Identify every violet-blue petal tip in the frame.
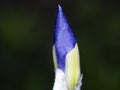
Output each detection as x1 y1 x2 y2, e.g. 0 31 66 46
54 4 76 71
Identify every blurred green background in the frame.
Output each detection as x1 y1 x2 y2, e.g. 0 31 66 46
0 0 120 90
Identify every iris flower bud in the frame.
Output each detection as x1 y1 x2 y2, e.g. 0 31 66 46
52 4 82 90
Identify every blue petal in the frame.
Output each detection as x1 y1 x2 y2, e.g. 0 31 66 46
54 4 76 71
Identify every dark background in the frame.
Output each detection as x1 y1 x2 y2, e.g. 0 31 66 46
0 0 120 90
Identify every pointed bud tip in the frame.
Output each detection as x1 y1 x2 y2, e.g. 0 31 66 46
58 4 62 10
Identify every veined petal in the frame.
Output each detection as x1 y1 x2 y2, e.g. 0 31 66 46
53 4 76 71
